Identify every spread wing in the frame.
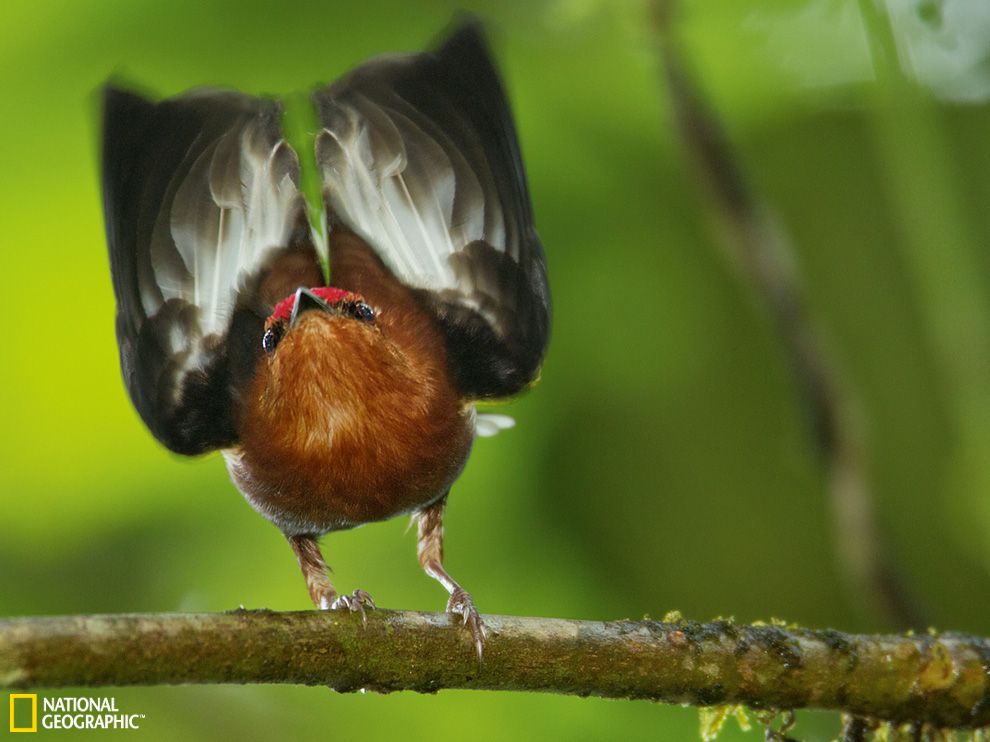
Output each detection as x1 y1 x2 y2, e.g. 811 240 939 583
314 23 550 400
102 86 320 455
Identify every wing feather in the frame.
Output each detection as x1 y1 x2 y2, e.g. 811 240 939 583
315 23 550 399
103 86 316 454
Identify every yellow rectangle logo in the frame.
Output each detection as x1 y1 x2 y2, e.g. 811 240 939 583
9 694 37 733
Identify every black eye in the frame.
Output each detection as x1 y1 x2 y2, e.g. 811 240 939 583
348 302 376 323
262 323 284 353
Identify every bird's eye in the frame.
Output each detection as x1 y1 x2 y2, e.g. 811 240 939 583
348 301 376 323
262 323 285 353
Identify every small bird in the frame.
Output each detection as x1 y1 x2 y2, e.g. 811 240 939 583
100 23 550 656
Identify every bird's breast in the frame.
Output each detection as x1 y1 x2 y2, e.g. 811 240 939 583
229 302 474 536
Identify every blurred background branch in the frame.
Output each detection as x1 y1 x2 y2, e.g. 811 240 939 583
652 0 926 630
3 610 990 730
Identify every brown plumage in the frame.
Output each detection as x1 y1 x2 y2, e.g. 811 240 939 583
230 234 474 535
101 23 550 656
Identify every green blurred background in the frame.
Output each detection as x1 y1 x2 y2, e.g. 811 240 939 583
3 0 990 739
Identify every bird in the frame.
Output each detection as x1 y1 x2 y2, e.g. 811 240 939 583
100 22 550 657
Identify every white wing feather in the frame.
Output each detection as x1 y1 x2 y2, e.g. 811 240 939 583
148 118 303 338
317 95 496 298
311 26 551 401
475 413 516 437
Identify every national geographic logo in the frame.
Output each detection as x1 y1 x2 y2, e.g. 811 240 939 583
8 695 35 734
8 694 145 733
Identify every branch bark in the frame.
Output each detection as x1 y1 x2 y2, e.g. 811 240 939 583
2 610 990 729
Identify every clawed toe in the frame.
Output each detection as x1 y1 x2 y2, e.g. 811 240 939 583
329 589 376 625
447 587 487 659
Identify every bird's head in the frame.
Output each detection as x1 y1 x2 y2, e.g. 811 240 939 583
249 286 388 433
239 279 469 487
261 286 377 355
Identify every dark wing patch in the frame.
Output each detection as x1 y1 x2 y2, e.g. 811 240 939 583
103 86 315 454
314 23 550 399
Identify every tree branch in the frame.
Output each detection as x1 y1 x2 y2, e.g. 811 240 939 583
2 610 990 729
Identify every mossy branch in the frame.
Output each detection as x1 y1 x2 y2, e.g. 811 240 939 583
2 610 990 729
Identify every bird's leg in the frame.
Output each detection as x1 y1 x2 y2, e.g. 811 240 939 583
416 497 486 658
287 534 336 608
287 534 375 623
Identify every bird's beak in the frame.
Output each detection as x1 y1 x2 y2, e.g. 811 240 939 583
289 288 333 328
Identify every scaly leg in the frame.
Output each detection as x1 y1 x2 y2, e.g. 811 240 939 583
287 534 375 623
416 497 486 658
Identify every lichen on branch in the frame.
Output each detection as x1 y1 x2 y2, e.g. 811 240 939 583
2 610 989 731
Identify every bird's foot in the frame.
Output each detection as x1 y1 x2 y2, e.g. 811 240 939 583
327 589 376 626
447 587 487 660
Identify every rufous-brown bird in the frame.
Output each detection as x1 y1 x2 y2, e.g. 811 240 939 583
101 23 550 655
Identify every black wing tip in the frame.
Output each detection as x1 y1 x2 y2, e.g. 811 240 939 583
101 83 282 182
433 17 501 77
100 78 160 134
101 81 152 126
102 76 151 101
437 16 488 52
102 80 276 120
101 86 151 148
